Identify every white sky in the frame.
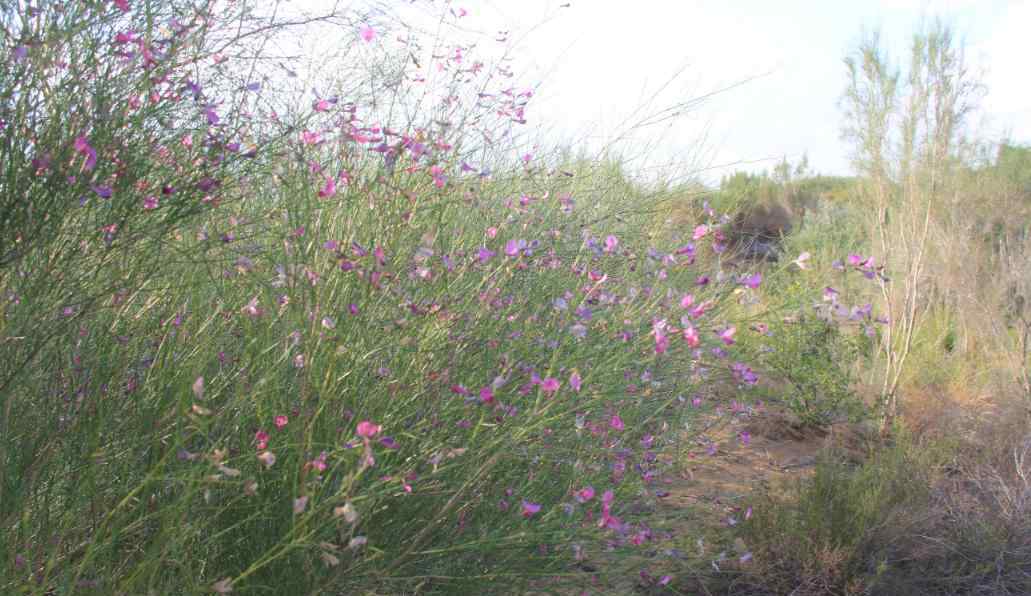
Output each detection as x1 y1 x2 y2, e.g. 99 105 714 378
459 0 1031 182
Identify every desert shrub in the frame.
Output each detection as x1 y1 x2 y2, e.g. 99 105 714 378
726 432 948 595
722 421 1031 596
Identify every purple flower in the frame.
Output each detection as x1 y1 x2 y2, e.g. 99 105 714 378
73 136 97 171
504 238 527 257
378 436 400 449
521 500 541 518
740 273 761 289
477 247 495 263
569 371 582 392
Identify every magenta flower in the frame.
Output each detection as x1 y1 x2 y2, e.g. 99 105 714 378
683 325 700 347
718 326 736 345
610 414 625 431
574 486 595 503
360 24 377 42
680 294 695 309
143 196 158 210
318 176 336 198
356 420 381 438
479 387 495 404
521 500 541 518
255 430 269 450
604 235 619 253
113 0 129 12
73 136 97 171
541 378 560 393
274 415 288 429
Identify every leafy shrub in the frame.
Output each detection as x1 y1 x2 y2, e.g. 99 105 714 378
746 293 868 427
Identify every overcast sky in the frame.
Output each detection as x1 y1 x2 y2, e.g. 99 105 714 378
459 0 1031 182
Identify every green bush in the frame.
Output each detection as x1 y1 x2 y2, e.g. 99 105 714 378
749 304 868 426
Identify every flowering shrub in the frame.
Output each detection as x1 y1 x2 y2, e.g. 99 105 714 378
0 1 843 593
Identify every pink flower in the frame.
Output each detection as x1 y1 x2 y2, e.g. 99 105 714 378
360 24 377 42
318 176 336 198
255 430 269 450
574 486 595 503
683 325 700 348
274 415 288 429
653 319 669 354
680 294 695 309
113 0 129 12
541 378 560 393
521 500 541 518
73 136 97 171
609 414 624 431
356 420 381 438
692 224 709 240
569 371 582 392
429 165 447 188
604 235 619 253
718 326 736 346
793 251 811 269
313 99 331 112
479 387 495 404
143 196 158 210
242 296 264 318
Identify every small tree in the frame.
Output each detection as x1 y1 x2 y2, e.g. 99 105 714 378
841 21 981 432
